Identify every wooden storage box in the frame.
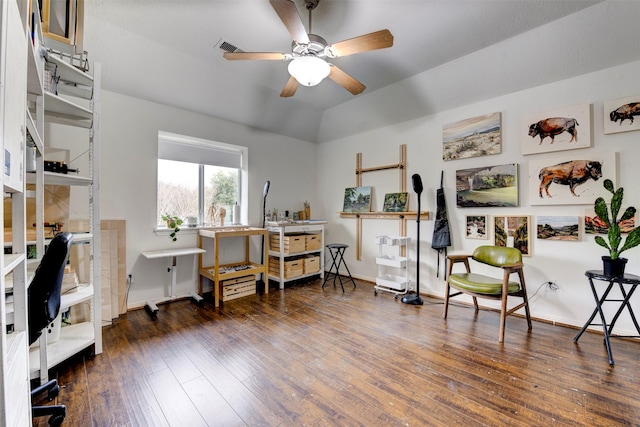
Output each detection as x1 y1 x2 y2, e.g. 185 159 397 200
305 234 322 251
270 234 305 254
269 256 303 279
221 275 256 302
303 255 320 274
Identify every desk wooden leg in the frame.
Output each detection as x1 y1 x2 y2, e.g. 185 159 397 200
214 279 220 308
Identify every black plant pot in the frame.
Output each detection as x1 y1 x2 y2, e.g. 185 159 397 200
602 256 628 278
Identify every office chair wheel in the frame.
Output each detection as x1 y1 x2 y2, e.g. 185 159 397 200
48 414 65 427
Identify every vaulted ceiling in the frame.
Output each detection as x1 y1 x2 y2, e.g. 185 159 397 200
81 0 640 143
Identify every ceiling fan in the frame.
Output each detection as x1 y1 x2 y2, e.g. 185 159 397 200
223 0 394 97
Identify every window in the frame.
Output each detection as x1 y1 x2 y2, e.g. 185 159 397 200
157 132 248 227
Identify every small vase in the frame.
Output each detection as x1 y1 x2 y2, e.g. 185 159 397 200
602 256 628 278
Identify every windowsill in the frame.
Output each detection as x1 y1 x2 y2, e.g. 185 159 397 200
154 224 249 234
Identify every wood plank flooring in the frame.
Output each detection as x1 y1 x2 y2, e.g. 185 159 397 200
33 278 640 426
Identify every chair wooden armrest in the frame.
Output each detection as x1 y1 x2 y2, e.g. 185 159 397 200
447 254 471 262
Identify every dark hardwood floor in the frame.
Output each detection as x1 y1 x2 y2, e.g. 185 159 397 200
33 278 640 426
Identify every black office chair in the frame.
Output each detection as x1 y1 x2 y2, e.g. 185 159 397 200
28 232 73 426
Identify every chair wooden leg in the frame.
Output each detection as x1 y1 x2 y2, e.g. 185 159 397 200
472 296 479 312
519 271 533 331
443 282 450 319
499 292 508 343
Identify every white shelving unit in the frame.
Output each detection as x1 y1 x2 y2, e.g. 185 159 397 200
26 43 102 381
374 236 411 298
1 0 38 424
267 221 325 290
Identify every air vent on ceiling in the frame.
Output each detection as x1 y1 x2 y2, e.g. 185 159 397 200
216 38 243 54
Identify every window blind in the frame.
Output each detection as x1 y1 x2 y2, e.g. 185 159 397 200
158 132 243 169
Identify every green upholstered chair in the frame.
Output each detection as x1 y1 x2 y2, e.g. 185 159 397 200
443 245 532 343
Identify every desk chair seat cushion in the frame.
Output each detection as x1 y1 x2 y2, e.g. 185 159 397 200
448 272 521 294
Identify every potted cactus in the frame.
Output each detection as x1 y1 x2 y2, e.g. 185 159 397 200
594 179 640 277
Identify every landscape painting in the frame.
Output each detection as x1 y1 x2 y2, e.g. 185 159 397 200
494 215 530 256
528 151 616 206
585 208 635 234
343 186 372 213
521 103 592 155
604 95 640 134
383 192 409 212
456 163 518 208
443 112 502 161
537 216 580 241
466 215 488 239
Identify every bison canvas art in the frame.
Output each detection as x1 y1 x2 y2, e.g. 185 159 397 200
604 95 640 134
528 151 616 206
521 104 592 155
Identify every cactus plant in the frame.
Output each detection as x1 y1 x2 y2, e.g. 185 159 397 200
594 179 640 260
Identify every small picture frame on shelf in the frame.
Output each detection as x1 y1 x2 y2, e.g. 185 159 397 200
343 186 372 213
382 192 409 212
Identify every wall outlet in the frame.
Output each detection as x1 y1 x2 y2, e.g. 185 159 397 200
546 281 558 292
128 274 134 284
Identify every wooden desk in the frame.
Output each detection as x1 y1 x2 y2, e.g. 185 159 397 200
142 247 206 319
197 227 269 307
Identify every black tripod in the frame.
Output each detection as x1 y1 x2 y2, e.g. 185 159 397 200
402 174 424 305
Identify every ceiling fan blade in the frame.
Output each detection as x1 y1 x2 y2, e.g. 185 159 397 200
280 76 299 97
269 0 310 45
223 52 289 61
328 65 365 95
327 29 394 58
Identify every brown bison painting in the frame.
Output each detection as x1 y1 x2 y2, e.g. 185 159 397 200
528 151 616 206
604 96 640 135
538 160 602 198
521 104 591 155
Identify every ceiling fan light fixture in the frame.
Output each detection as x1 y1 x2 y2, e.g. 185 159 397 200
288 56 330 87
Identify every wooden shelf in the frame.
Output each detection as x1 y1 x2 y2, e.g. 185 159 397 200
29 322 95 379
339 211 429 220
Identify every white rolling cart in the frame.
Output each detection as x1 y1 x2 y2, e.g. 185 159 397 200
374 236 411 299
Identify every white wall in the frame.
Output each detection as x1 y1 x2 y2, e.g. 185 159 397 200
83 91 317 308
316 59 640 334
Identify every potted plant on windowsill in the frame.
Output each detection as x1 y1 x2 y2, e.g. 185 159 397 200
594 179 640 277
161 214 183 242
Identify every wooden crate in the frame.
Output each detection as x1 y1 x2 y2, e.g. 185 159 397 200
305 234 322 251
269 256 303 279
270 234 305 254
221 275 256 301
304 255 320 274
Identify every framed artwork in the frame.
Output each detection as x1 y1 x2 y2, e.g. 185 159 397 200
443 112 501 161
343 186 372 213
466 215 488 239
456 163 518 208
528 151 616 206
537 216 580 241
521 103 592 155
494 215 531 256
604 95 640 134
382 192 409 212
585 208 635 235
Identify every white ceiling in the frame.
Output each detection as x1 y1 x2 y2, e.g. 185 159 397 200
80 0 640 143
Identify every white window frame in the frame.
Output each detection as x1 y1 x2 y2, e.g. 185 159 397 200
157 131 248 227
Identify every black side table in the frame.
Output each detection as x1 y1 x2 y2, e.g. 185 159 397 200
574 270 640 365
